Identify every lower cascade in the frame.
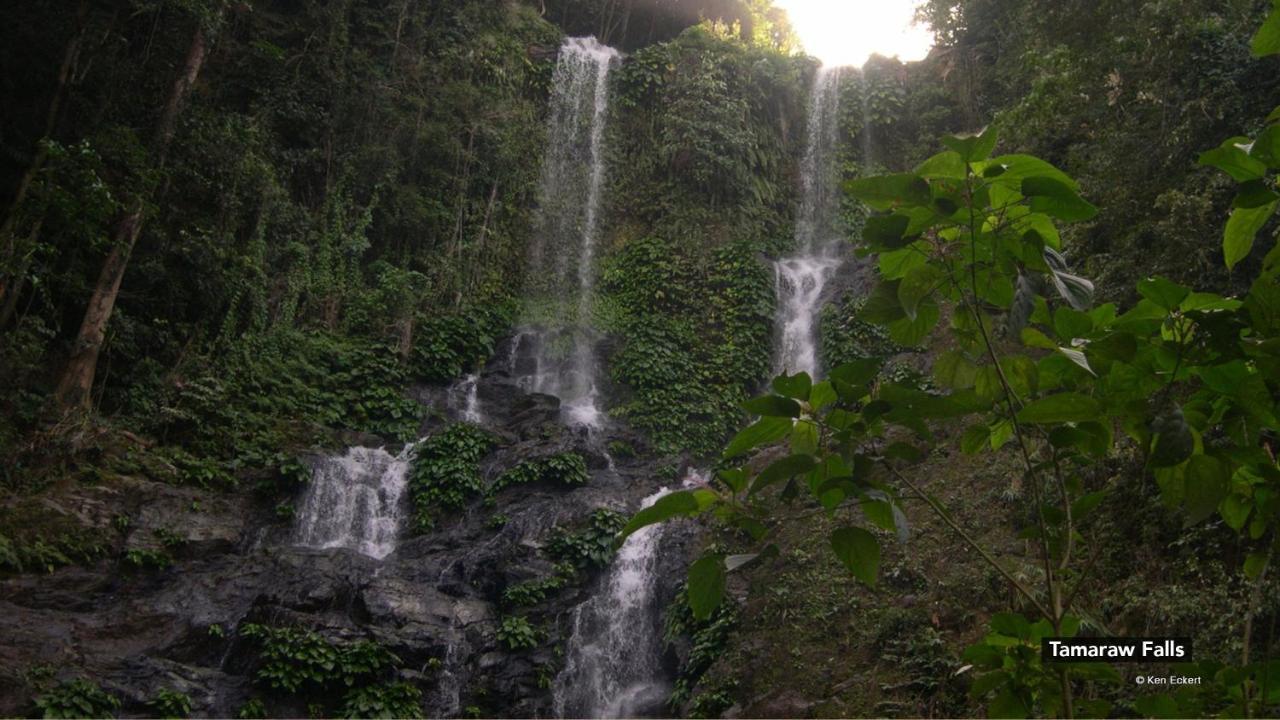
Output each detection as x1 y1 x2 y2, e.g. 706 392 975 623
291 445 413 559
553 487 680 718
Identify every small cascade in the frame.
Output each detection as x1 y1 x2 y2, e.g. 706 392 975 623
774 65 846 378
553 483 686 718
292 445 413 559
513 37 619 429
448 373 483 424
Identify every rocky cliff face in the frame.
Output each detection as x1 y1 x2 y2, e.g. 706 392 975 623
0 348 700 718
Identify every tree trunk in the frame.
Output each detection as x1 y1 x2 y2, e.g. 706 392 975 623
54 23 209 414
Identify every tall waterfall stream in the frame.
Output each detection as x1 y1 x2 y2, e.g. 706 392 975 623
774 66 846 378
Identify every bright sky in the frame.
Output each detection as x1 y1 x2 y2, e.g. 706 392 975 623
772 0 935 68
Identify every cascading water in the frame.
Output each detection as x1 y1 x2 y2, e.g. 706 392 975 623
553 482 691 718
513 37 619 430
448 373 483 424
292 445 413 559
774 66 845 378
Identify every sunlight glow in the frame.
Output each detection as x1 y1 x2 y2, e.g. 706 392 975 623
772 0 934 68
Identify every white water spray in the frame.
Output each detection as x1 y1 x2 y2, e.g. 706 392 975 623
552 475 701 718
292 445 413 559
774 66 845 378
516 37 619 430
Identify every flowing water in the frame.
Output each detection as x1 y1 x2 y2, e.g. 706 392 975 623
553 483 686 718
515 37 620 430
774 66 845 378
292 445 413 559
448 373 483 424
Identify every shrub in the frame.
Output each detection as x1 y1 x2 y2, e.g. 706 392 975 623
546 509 626 569
496 616 539 650
408 423 493 531
34 679 120 719
492 452 588 491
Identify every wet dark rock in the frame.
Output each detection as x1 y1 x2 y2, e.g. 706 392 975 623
0 359 701 718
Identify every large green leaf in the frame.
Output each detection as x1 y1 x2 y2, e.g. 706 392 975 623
915 150 966 179
985 154 1077 189
1224 201 1277 269
831 526 880 585
772 372 812 401
1137 276 1190 310
829 358 882 387
863 213 914 249
1252 2 1280 56
888 298 940 346
741 394 800 418
1184 454 1230 524
618 490 706 541
1021 176 1098 221
941 126 997 163
750 454 818 495
845 173 931 210
687 554 726 620
1016 393 1101 424
898 265 944 320
1198 136 1267 181
724 416 792 458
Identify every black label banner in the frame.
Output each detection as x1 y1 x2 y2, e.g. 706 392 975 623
1041 638 1193 663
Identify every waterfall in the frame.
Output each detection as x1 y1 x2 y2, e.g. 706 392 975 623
774 66 845 378
553 486 682 718
448 373 483 424
514 37 619 429
292 445 413 559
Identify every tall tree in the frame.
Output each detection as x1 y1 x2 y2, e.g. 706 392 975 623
54 13 216 413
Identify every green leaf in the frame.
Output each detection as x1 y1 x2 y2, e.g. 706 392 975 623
888 298 940 346
990 611 1031 639
1184 455 1230 524
862 500 896 533
772 372 812 401
724 416 792 459
751 454 818 495
1199 136 1267 181
831 526 880 586
898 265 943 320
687 554 726 620
809 381 837 411
742 394 801 418
863 213 914 249
1137 276 1191 310
934 350 978 389
1056 346 1095 376
1234 178 1280 209
1016 393 1101 424
1253 125 1280 167
845 173 931 210
1224 201 1278 270
1244 552 1268 580
961 423 990 454
941 126 998 163
988 689 1029 719
986 154 1077 189
829 358 882 387
1022 176 1098 221
914 150 966 179
1252 2 1280 56
618 490 704 541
